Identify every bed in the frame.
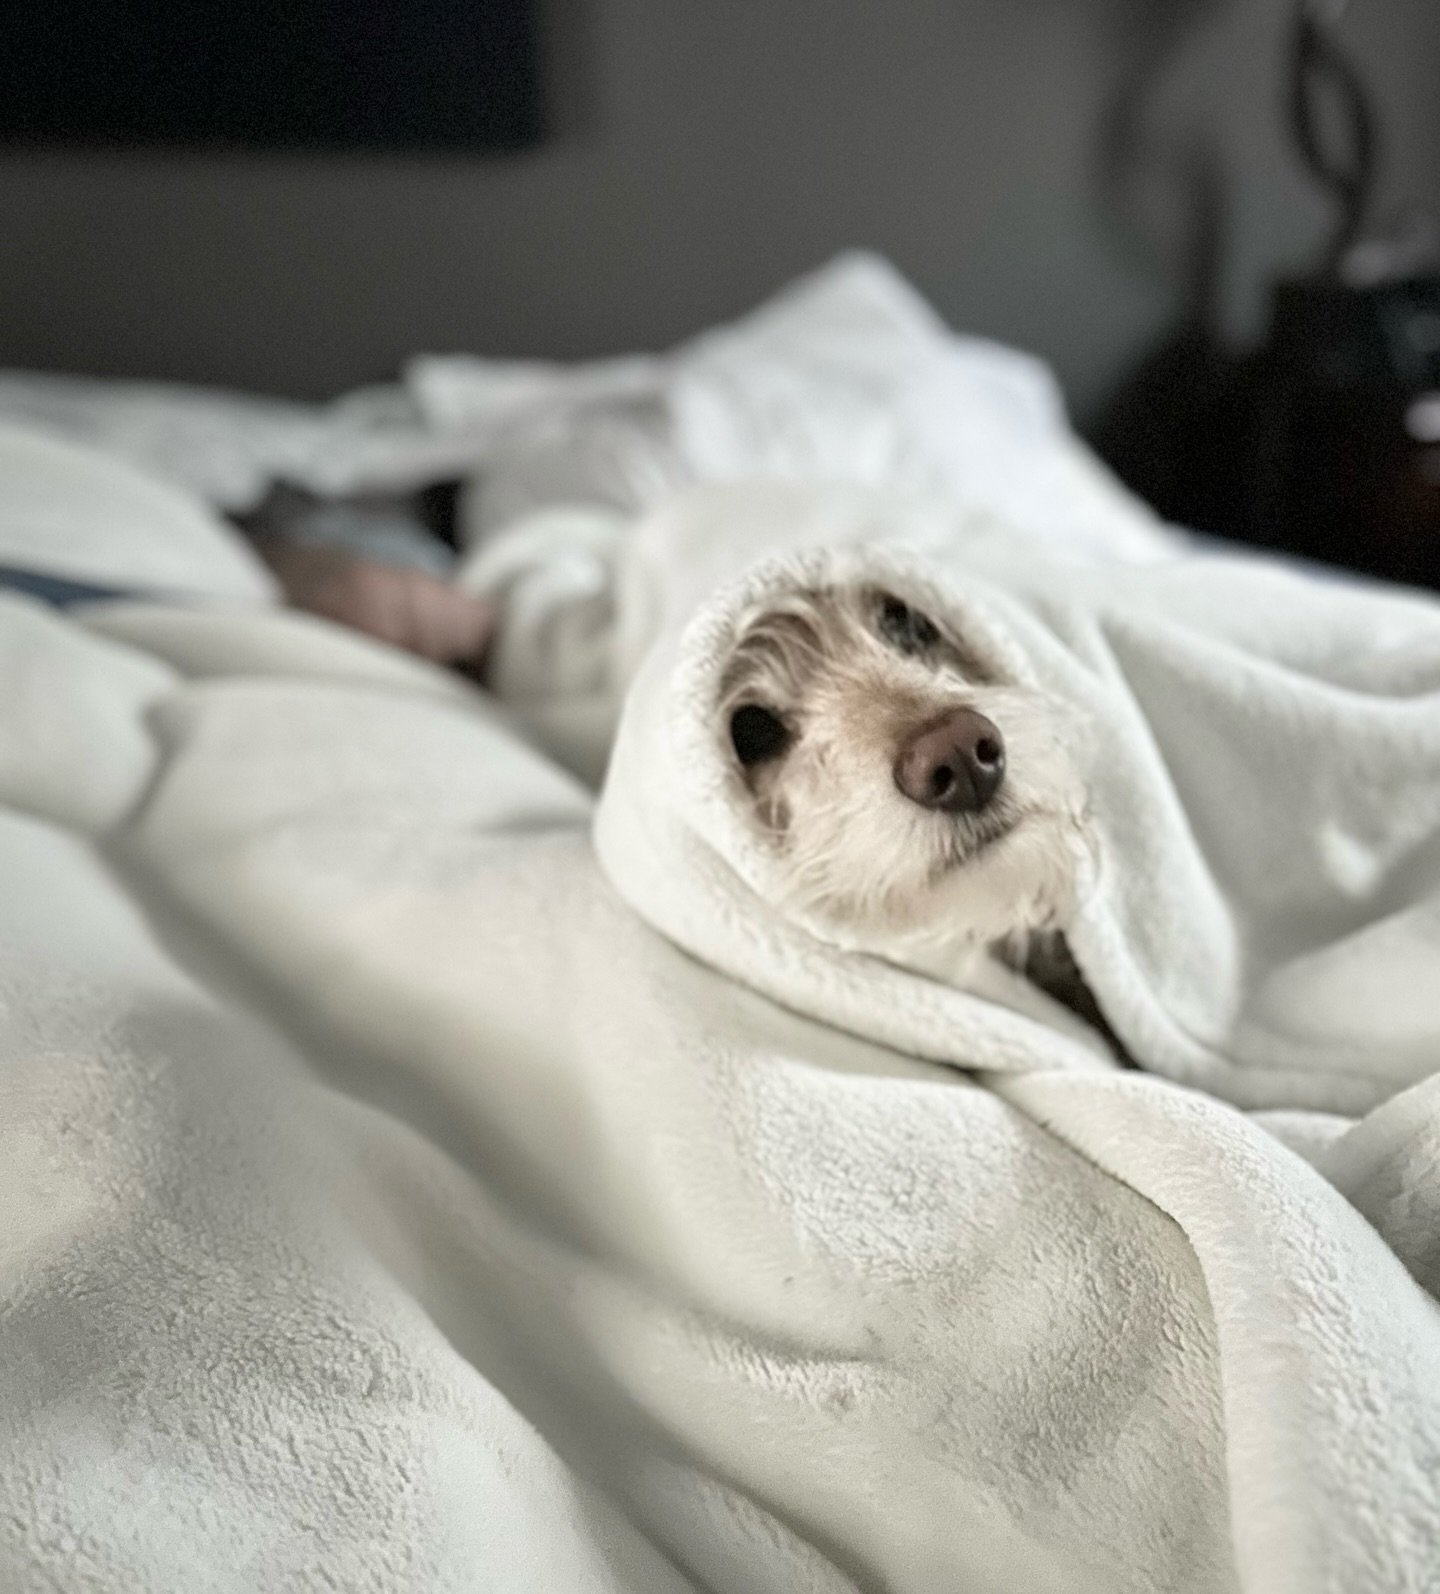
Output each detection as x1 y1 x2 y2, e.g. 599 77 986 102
1 256 1437 1594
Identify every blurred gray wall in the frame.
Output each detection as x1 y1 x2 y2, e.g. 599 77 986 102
0 0 1436 421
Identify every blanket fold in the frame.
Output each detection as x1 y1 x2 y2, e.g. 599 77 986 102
595 483 1440 1117
590 481 1440 1593
2 297 1439 1591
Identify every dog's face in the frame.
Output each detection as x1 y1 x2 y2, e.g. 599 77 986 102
718 582 1092 954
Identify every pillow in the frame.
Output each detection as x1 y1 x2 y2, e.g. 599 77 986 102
0 422 277 603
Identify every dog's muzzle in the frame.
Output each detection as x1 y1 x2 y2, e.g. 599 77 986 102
894 707 1006 814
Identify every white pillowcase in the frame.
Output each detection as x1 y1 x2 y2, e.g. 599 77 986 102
0 422 277 603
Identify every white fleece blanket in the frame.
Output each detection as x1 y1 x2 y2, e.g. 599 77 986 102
3 380 1440 1587
590 484 1440 1586
3 580 1239 1594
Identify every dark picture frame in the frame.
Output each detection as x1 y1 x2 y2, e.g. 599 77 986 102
0 0 546 152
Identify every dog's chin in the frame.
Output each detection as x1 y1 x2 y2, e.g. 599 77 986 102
925 806 1022 885
781 807 1088 962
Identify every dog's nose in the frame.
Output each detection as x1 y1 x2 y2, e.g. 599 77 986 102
894 708 1006 814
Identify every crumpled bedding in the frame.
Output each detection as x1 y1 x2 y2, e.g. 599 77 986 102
1 261 1438 1592
4 574 1237 1594
595 481 1440 1588
0 252 1166 552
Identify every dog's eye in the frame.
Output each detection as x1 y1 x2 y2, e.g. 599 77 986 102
878 594 941 654
729 704 791 767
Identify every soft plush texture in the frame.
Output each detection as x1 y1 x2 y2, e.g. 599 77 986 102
596 483 1440 1115
2 583 1239 1594
595 482 1440 1591
0 463 1436 1591
2 250 1439 1590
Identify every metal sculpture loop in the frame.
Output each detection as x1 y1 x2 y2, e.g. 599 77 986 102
1289 0 1378 272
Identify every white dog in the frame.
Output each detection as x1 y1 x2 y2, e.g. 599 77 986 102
719 579 1120 1053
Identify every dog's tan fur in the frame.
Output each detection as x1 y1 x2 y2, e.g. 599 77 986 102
719 582 1096 982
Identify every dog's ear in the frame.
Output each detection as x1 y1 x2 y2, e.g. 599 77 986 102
730 704 791 767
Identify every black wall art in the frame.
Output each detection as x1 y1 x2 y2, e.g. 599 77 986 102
0 0 546 152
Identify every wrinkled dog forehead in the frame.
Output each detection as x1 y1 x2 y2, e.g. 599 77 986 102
719 581 1002 711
